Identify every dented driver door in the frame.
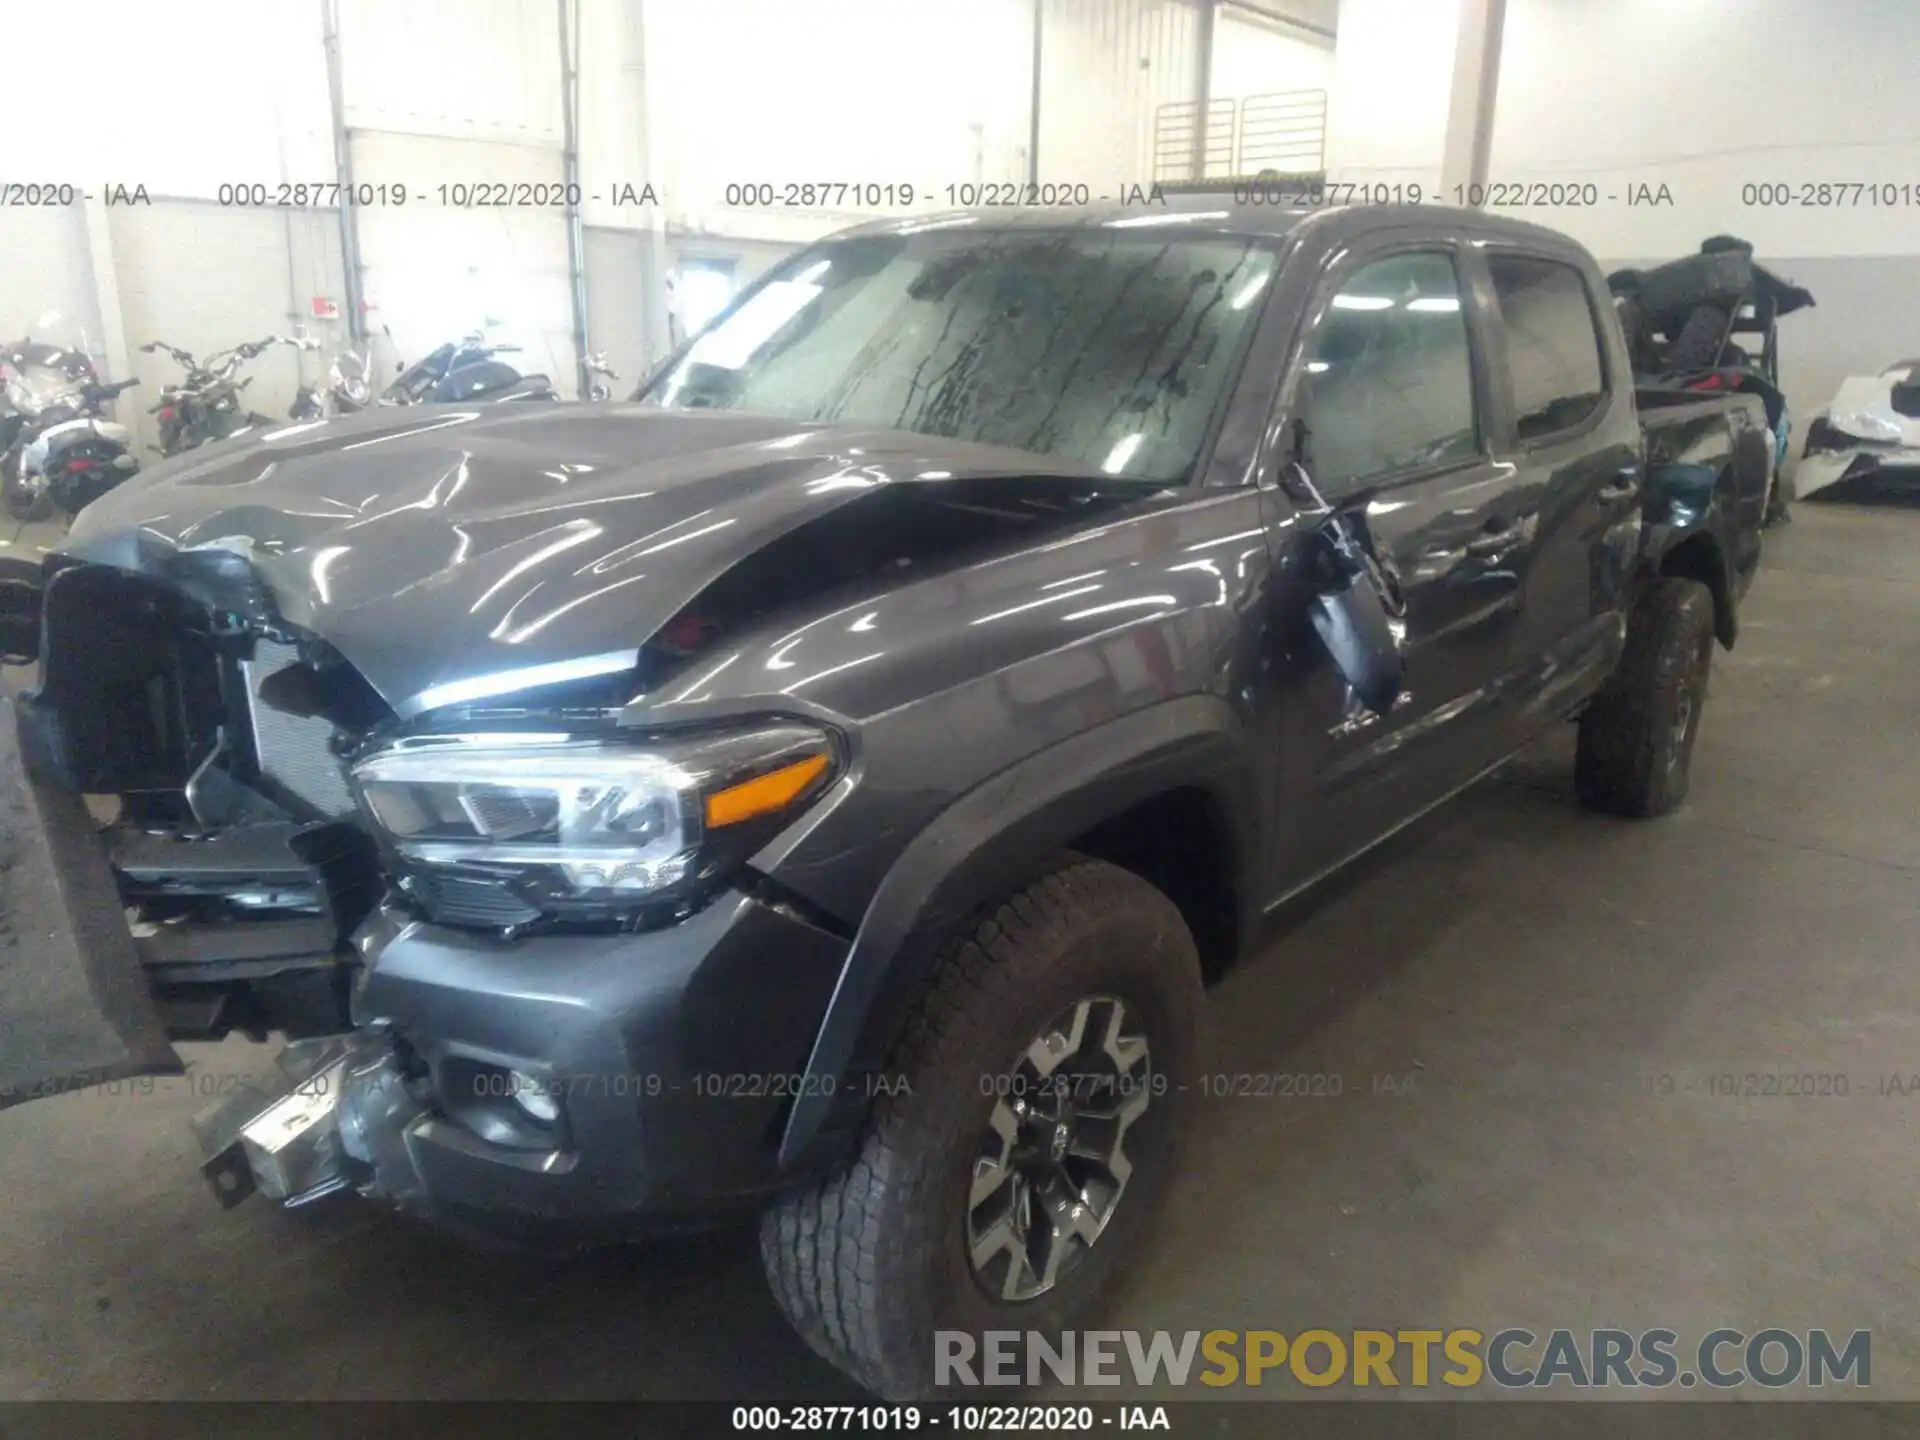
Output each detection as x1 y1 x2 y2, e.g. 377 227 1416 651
1259 237 1532 895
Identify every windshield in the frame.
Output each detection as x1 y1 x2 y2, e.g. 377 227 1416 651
639 228 1280 483
3 359 90 416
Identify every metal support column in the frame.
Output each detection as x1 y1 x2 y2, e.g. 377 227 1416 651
1027 0 1044 186
322 0 368 344
1189 0 1217 181
79 197 131 387
558 0 592 401
1439 0 1508 201
631 0 673 378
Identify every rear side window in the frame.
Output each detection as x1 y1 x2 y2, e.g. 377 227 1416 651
1487 255 1608 441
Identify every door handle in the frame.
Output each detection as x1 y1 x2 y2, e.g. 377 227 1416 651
1465 522 1525 558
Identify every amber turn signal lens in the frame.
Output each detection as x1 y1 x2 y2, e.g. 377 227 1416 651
703 753 830 829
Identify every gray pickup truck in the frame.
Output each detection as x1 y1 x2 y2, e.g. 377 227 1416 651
0 197 1768 1398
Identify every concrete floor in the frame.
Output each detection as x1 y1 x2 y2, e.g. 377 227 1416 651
2 503 1917 1401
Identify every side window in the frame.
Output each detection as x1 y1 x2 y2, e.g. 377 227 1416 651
1486 254 1608 441
1298 251 1479 493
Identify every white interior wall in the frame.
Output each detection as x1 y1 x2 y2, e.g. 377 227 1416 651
112 205 347 448
1484 0 1920 448
0 0 335 383
0 208 102 363
643 0 1034 246
6 0 1916 431
1491 0 1920 259
1210 12 1335 104
1038 0 1201 187
0 0 1210 398
1323 0 1461 190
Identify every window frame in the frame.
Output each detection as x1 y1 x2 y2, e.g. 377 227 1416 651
1479 246 1617 452
1269 236 1498 503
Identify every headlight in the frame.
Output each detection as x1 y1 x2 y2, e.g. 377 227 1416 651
350 724 838 922
342 376 369 403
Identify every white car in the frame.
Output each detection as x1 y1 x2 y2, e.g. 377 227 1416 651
1795 361 1920 501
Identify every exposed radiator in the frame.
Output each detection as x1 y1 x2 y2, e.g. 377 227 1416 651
239 642 356 818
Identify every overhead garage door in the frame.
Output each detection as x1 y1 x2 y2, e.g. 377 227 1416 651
339 0 577 397
350 131 578 399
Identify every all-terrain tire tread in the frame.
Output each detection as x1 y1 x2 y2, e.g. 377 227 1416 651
760 854 1193 1398
1575 577 1715 817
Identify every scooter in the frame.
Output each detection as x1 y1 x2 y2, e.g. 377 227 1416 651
2 319 141 525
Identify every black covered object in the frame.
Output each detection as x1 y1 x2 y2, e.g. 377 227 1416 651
1611 236 1814 323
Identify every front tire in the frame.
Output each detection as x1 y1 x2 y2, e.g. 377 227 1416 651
2 469 52 523
1575 578 1716 817
761 855 1203 1399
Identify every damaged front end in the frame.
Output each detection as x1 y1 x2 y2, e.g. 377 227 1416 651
0 551 427 1209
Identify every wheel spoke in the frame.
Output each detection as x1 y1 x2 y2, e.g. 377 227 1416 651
1100 999 1149 1073
971 1101 1019 1208
1025 998 1092 1078
1033 1184 1106 1292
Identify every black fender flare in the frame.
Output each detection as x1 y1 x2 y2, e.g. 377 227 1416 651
1640 487 1743 648
776 693 1257 1169
0 551 47 664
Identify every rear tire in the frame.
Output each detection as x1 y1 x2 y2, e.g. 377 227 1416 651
760 855 1203 1400
1575 578 1716 818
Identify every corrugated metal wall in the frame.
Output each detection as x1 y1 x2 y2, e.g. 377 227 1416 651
1037 0 1203 188
338 0 565 144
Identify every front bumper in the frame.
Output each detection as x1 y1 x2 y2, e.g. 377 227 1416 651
195 890 854 1243
1794 445 1920 503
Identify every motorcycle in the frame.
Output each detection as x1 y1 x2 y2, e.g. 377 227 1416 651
1 320 141 525
290 339 374 420
380 323 559 405
141 335 294 456
586 350 619 401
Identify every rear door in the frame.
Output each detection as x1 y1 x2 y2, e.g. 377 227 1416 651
1259 234 1536 888
1475 247 1644 737
0 691 183 1109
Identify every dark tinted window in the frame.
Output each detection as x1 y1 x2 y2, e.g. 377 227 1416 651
1298 251 1478 491
1488 255 1607 440
640 230 1279 483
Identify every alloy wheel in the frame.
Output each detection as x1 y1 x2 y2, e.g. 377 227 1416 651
965 995 1155 1303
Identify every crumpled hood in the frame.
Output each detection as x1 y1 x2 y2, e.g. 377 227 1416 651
62 404 1113 717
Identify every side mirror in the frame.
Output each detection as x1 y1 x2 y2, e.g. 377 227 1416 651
1306 511 1406 717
